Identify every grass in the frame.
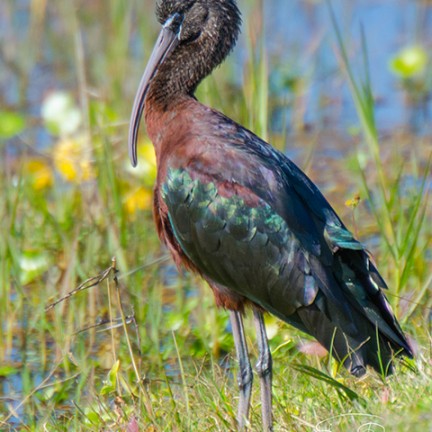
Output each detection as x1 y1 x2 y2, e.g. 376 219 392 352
1 0 431 430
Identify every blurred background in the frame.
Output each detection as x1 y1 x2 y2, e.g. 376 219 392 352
0 0 431 430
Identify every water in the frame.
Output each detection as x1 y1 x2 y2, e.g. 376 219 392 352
259 0 432 133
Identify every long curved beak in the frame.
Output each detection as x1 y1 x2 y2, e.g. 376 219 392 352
128 15 182 167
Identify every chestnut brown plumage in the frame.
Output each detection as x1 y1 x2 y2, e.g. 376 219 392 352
128 1 412 430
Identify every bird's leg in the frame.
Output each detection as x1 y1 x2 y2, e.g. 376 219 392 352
229 310 253 430
253 309 273 431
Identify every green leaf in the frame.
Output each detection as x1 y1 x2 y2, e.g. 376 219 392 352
84 410 103 426
0 365 18 377
100 359 120 395
0 111 26 139
291 363 364 403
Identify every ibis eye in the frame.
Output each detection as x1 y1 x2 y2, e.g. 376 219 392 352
180 29 202 44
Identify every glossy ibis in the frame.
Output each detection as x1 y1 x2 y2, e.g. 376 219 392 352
128 0 413 429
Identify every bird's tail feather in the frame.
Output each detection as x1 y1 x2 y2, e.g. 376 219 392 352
296 292 407 377
289 250 414 376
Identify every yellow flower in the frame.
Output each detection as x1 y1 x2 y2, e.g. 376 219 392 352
345 193 361 209
125 139 157 187
24 159 54 190
53 136 95 182
141 139 156 166
124 187 153 215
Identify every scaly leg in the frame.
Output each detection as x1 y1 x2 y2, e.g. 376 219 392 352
230 310 253 430
253 309 273 431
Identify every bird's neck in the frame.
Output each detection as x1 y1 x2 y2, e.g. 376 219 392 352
144 41 215 111
144 96 204 160
146 5 240 110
